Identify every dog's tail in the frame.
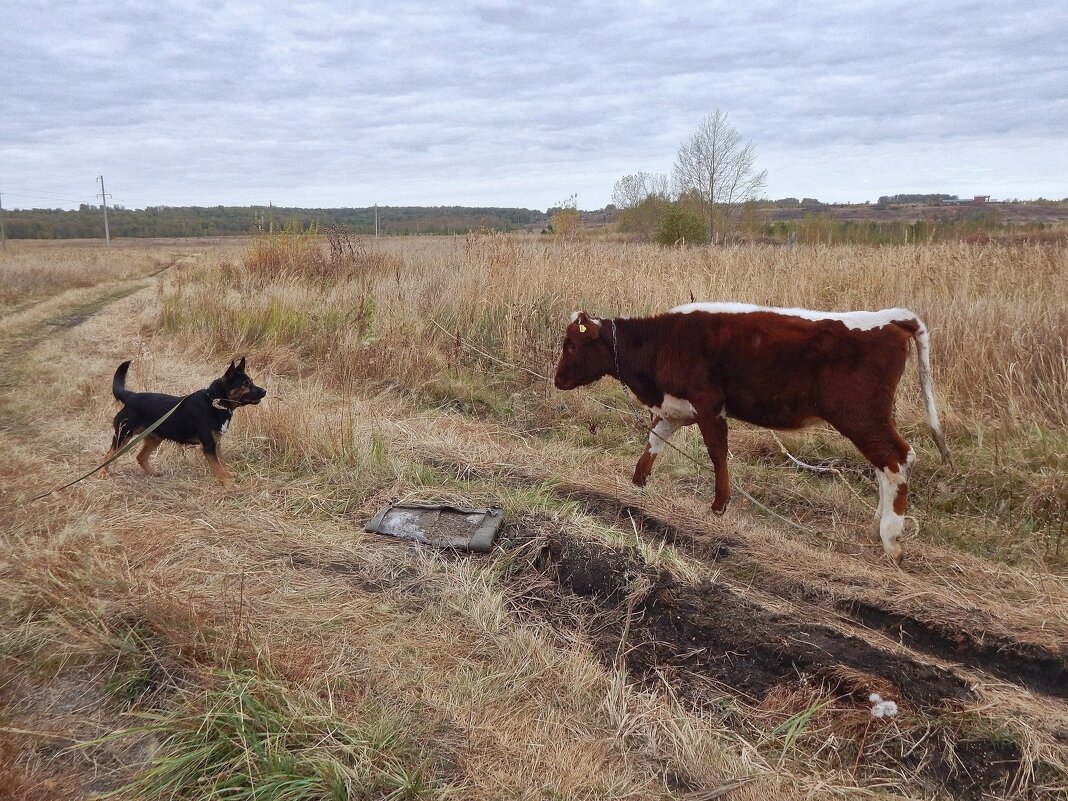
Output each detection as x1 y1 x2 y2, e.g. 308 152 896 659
112 360 133 402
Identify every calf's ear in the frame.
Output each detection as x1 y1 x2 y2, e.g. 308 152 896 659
567 310 603 338
578 317 603 338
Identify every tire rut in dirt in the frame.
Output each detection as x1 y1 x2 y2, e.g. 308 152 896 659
838 600 1068 701
0 283 147 367
0 281 150 438
559 482 1068 701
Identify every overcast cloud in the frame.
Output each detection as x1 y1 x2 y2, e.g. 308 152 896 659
2 0 1065 210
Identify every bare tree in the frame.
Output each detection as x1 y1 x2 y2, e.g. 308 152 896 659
612 171 669 240
673 109 767 243
612 171 669 208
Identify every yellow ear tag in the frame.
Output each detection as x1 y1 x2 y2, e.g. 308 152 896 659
578 324 587 333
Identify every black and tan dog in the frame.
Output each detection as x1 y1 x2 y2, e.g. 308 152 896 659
101 358 266 486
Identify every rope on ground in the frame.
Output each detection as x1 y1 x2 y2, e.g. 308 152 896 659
429 317 550 381
23 396 187 503
769 430 839 474
769 430 875 512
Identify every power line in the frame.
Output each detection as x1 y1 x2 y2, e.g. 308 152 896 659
1 191 95 205
108 196 155 209
2 185 95 199
0 184 146 208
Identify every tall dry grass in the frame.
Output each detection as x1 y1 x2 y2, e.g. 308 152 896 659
162 234 1068 432
154 232 1067 558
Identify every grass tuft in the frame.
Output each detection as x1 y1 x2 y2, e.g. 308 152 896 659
104 670 442 801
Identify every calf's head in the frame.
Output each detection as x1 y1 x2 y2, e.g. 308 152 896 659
554 311 614 390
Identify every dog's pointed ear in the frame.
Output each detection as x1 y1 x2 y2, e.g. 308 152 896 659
224 360 236 377
236 356 246 372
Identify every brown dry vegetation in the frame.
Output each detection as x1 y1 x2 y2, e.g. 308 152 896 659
1 234 1066 800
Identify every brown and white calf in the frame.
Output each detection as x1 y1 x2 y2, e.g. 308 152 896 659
553 303 951 564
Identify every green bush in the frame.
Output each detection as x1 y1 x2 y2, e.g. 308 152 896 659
655 205 708 245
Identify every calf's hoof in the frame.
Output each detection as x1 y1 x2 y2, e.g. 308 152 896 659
883 540 904 568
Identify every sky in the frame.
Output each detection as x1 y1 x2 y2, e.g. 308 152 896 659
2 0 1066 211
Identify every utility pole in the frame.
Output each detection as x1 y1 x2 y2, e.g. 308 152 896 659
0 192 6 249
97 175 111 245
374 203 379 237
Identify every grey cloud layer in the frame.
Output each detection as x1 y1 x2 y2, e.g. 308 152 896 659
3 0 1065 208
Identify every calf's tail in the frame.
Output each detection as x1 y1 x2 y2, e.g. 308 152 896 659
905 316 951 463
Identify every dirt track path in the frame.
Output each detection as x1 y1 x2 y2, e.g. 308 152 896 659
0 281 148 387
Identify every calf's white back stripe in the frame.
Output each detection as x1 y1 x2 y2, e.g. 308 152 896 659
670 302 917 332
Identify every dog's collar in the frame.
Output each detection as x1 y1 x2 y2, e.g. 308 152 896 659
203 389 237 411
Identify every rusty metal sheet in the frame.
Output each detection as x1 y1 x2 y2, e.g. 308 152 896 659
365 503 505 552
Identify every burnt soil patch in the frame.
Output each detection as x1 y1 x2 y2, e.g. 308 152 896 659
918 737 1025 801
558 482 1068 702
505 529 1031 799
516 531 971 709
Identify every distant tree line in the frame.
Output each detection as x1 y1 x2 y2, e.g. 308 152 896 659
764 197 827 208
0 204 549 239
876 194 957 206
778 213 1067 244
611 115 1067 246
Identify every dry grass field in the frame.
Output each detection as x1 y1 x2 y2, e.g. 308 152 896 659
1 233 1066 800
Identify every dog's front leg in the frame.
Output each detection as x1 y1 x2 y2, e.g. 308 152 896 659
101 424 129 478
